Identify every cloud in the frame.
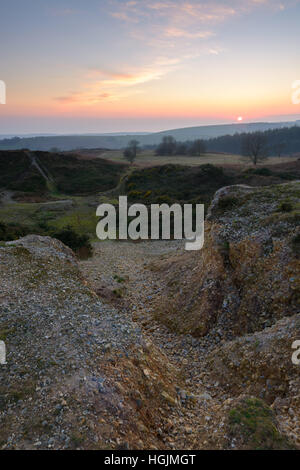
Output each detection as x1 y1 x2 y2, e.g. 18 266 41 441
107 0 296 59
53 60 179 106
109 1 238 25
107 1 238 56
109 0 294 26
54 0 298 108
55 96 78 104
164 28 214 39
208 48 221 55
55 92 111 104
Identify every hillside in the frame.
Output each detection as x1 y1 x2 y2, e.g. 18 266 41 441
0 151 299 249
143 121 300 145
123 160 300 208
0 179 299 450
0 150 126 195
0 121 299 151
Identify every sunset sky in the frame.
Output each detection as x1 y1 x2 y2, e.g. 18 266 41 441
0 0 300 134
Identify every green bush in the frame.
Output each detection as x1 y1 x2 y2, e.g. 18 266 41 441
51 226 93 258
278 201 293 212
0 221 30 241
228 397 293 450
253 167 272 176
128 190 143 199
218 196 239 211
291 233 300 256
154 195 174 204
276 172 295 180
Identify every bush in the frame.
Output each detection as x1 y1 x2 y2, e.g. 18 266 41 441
291 233 300 257
51 226 93 258
0 221 30 241
253 167 272 176
217 196 239 211
276 172 295 180
128 190 143 200
228 397 293 450
278 201 293 212
154 195 174 204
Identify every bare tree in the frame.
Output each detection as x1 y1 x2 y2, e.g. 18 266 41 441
123 139 140 165
241 132 268 165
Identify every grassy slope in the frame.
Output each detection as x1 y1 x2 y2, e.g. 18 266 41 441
0 150 126 195
89 148 300 167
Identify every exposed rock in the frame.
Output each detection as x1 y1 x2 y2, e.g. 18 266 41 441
0 235 180 449
152 181 300 339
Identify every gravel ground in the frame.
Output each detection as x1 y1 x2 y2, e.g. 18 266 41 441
0 236 195 449
80 240 232 449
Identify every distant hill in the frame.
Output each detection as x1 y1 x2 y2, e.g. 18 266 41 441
142 121 300 145
0 121 299 151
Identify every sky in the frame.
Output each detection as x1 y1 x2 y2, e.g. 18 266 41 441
0 0 300 134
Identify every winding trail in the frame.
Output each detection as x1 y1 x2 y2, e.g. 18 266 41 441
25 150 54 184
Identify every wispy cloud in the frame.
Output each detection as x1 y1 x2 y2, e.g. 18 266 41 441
107 1 239 60
54 59 180 106
109 0 294 29
164 28 214 39
55 92 111 104
107 0 296 63
54 0 298 107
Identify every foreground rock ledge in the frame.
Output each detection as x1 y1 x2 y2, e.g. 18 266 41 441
0 235 179 450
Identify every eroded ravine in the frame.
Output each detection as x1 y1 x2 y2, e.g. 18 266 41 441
80 240 226 449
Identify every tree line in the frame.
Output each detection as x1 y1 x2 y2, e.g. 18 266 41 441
124 125 300 166
205 125 300 156
123 137 206 164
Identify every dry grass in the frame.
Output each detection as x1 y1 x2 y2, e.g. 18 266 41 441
93 149 299 169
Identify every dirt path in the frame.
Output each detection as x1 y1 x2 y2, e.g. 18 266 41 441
80 240 226 449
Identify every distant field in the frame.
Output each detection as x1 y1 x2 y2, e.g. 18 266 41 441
91 149 299 168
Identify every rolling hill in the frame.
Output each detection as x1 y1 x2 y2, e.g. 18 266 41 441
0 121 299 151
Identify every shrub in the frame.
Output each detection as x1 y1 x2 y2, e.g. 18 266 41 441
154 195 174 204
218 196 239 211
228 397 293 450
291 233 300 256
276 172 295 180
128 190 143 200
51 226 93 258
253 167 272 176
0 220 30 241
278 201 293 212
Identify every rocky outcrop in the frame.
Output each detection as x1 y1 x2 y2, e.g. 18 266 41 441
147 181 300 448
200 312 300 447
0 236 179 449
152 181 300 340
